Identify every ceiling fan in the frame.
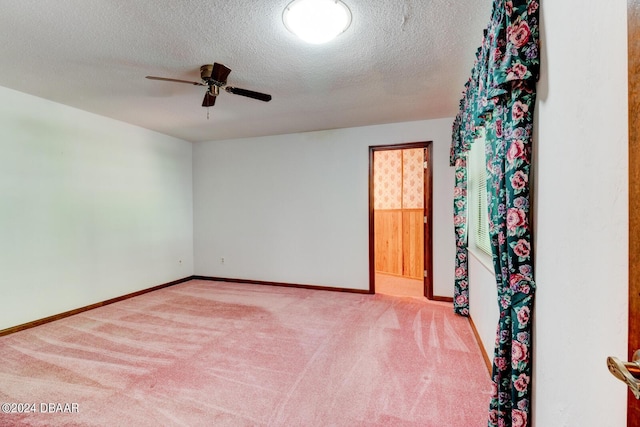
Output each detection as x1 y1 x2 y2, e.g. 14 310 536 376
145 63 272 108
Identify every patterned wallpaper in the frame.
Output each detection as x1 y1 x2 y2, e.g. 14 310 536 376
374 148 424 210
402 148 424 209
374 150 402 210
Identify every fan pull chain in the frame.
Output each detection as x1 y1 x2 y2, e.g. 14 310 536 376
207 107 210 120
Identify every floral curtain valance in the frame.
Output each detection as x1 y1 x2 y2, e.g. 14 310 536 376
450 1 539 426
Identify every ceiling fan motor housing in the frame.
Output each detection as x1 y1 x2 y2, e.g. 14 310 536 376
200 63 231 88
200 64 214 81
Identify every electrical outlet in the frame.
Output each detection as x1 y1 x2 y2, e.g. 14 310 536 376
220 257 225 264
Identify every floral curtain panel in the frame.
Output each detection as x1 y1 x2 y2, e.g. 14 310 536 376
450 43 484 317
450 1 539 426
452 156 469 316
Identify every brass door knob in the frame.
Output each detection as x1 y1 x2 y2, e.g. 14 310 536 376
607 349 640 399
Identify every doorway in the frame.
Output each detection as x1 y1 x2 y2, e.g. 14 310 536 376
369 142 433 298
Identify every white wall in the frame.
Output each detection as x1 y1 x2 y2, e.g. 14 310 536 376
531 1 629 425
468 253 499 361
466 1 629 425
0 86 194 330
193 119 455 296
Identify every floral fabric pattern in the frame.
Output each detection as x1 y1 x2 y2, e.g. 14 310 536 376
450 0 539 426
486 78 536 427
453 157 469 316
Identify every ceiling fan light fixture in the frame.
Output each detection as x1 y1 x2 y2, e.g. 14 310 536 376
283 0 352 44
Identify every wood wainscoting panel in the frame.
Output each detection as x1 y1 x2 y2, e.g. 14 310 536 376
374 209 403 276
403 209 424 279
375 208 424 279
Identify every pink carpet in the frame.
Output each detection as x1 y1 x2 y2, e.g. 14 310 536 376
375 273 424 298
0 280 491 426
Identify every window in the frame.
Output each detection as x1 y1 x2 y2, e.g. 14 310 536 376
468 128 492 256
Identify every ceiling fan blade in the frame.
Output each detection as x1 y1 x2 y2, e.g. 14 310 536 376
212 63 232 84
225 86 272 102
145 76 205 86
202 91 217 107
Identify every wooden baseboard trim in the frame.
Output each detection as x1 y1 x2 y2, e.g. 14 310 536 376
1 274 446 337
468 314 492 375
375 271 424 281
192 276 372 295
430 296 454 303
0 276 193 337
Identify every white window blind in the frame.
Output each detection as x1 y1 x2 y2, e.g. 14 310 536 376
468 129 492 256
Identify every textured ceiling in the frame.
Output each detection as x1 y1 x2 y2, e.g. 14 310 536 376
0 1 492 142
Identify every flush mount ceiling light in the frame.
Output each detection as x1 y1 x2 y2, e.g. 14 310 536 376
283 0 352 44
